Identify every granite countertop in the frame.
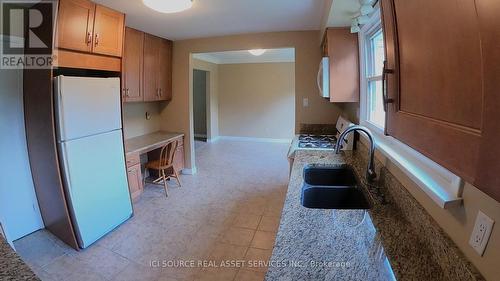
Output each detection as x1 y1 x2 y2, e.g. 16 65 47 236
265 149 449 281
0 237 39 280
125 131 184 155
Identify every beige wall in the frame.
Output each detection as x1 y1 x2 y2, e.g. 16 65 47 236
192 58 219 140
162 31 343 171
123 102 163 139
358 137 500 281
218 62 295 139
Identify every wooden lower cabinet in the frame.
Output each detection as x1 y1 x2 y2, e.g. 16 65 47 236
126 153 143 201
127 164 143 201
173 142 185 173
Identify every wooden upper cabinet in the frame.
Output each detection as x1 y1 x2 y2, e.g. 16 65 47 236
381 0 500 201
158 39 173 101
322 28 359 103
122 27 144 102
56 0 124 57
56 0 95 52
143 34 160 102
142 34 173 102
92 5 124 57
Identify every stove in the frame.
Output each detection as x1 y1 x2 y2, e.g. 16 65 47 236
298 134 337 149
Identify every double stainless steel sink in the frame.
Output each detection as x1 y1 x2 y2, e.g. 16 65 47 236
301 165 371 209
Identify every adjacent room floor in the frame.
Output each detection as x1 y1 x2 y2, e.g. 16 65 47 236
14 140 289 281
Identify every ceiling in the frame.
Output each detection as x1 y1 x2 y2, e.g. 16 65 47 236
93 0 325 40
193 48 295 64
327 0 363 27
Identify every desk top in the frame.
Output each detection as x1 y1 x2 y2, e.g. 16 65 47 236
125 131 184 155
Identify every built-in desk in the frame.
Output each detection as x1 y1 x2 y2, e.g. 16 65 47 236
124 131 185 200
125 131 184 155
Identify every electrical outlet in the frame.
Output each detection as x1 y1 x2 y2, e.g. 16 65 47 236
303 98 309 108
469 210 494 256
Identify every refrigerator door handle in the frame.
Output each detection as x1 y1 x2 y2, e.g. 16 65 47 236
58 142 73 195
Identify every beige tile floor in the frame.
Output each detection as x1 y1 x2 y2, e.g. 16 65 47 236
14 140 290 281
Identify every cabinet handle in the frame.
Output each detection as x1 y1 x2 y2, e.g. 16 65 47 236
382 60 395 112
86 32 92 45
126 88 130 97
159 88 162 97
95 33 99 46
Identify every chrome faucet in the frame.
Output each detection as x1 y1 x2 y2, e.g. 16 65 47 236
335 125 377 182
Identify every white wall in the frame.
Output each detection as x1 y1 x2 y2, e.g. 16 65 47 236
0 38 44 244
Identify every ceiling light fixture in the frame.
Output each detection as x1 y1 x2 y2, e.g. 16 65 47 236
248 49 266 56
143 0 193 13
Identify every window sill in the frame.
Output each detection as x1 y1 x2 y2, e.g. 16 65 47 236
359 121 464 209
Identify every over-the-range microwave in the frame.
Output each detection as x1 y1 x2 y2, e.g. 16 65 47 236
317 57 329 98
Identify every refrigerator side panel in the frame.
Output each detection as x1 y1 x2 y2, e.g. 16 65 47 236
59 129 132 248
55 76 122 141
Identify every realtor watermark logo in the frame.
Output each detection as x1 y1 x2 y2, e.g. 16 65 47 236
1 0 55 69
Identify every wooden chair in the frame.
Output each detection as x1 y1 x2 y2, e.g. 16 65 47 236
145 140 182 196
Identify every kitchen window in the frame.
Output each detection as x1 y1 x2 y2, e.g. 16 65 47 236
364 24 385 130
358 8 463 209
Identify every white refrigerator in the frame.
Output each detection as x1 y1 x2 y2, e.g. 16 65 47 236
54 76 133 249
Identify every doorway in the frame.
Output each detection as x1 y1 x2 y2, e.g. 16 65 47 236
193 69 208 142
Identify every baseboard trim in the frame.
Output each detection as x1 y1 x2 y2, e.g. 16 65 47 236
207 136 220 143
181 167 197 175
217 136 292 143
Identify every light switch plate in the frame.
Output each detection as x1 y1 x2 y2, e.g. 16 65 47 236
469 210 494 256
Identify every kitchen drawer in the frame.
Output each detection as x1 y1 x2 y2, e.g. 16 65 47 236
126 152 140 167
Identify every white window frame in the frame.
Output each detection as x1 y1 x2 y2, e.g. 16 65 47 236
358 7 464 209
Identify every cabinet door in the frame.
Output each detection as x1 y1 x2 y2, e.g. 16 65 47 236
127 164 143 201
56 0 95 52
92 5 124 57
326 28 359 102
471 0 500 201
158 39 173 101
122 28 144 102
381 0 500 200
143 34 160 101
